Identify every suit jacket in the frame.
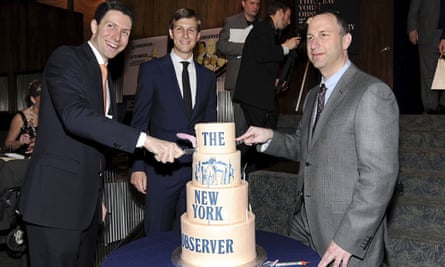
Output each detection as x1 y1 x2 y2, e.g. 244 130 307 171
407 0 441 45
130 54 217 172
217 12 259 90
233 17 285 111
264 64 399 265
20 43 141 230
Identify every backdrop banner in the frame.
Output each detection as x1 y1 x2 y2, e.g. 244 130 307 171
295 0 359 54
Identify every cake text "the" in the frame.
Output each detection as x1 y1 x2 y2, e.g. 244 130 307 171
201 131 225 146
182 233 234 254
193 190 223 221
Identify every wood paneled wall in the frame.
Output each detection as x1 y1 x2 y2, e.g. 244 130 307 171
0 0 395 114
122 0 273 39
0 1 83 111
38 0 275 40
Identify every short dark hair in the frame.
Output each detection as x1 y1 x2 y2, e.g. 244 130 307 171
267 1 291 16
169 8 201 32
94 1 135 25
26 80 41 107
316 10 350 35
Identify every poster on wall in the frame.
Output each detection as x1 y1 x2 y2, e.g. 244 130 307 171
295 0 359 54
195 27 227 91
122 35 168 96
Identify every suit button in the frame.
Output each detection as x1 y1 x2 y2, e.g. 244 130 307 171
305 162 311 167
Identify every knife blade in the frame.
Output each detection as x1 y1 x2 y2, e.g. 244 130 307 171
183 148 196 155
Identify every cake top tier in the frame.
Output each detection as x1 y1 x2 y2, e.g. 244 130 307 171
195 122 236 154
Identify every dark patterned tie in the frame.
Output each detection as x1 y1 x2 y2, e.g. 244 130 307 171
181 61 192 119
313 83 327 130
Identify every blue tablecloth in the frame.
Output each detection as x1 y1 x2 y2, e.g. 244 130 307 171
101 230 320 267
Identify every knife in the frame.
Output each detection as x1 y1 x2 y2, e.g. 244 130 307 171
183 148 196 155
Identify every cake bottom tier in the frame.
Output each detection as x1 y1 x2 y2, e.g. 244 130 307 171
180 212 256 267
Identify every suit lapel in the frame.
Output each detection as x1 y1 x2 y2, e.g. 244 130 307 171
192 61 204 121
310 65 357 145
163 55 194 121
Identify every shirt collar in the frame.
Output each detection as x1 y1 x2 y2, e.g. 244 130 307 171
88 41 107 65
170 50 193 64
322 60 351 90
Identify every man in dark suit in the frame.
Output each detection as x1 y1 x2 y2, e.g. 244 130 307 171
233 0 300 129
407 0 445 113
233 0 300 173
19 2 184 266
238 11 399 266
217 0 261 137
438 0 445 55
129 8 217 236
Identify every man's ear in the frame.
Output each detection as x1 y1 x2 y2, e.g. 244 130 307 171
169 29 173 39
91 19 98 36
342 32 352 50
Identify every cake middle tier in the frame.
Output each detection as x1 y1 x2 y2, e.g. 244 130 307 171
192 150 241 187
186 180 248 225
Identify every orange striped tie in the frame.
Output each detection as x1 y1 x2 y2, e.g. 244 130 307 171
99 64 108 114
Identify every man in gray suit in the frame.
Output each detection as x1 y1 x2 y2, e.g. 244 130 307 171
237 11 399 266
407 0 445 113
217 0 261 137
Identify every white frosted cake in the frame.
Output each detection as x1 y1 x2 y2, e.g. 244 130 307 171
177 122 257 267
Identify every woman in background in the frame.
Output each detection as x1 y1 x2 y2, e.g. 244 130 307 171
4 80 41 155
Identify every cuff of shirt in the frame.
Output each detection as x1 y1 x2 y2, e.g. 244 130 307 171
136 132 147 148
259 138 272 152
281 44 290 56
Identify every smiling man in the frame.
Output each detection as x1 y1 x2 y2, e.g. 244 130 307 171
129 8 217 236
237 11 399 267
20 2 184 266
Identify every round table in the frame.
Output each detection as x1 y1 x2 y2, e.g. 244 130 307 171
101 230 320 267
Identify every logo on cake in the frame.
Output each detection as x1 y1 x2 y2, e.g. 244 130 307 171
194 158 234 186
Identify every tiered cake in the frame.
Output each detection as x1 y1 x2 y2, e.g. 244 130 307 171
175 122 258 267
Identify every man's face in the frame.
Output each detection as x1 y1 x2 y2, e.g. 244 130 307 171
276 8 291 30
90 10 132 61
242 0 261 18
169 17 201 59
306 13 351 78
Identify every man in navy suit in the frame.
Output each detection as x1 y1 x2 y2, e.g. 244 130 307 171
19 2 184 266
130 8 217 236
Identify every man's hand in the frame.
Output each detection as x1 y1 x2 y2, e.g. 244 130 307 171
408 30 418 45
130 171 147 194
318 241 352 267
102 202 107 223
144 135 184 163
236 126 273 146
439 39 445 55
283 36 301 50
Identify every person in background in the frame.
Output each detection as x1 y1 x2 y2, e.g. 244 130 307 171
233 0 300 173
237 11 399 266
407 0 445 114
437 1 445 70
217 0 261 138
19 2 183 266
129 8 217 236
4 80 41 155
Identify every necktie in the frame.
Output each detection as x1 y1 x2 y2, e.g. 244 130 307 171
99 64 108 114
313 83 327 130
181 61 193 119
